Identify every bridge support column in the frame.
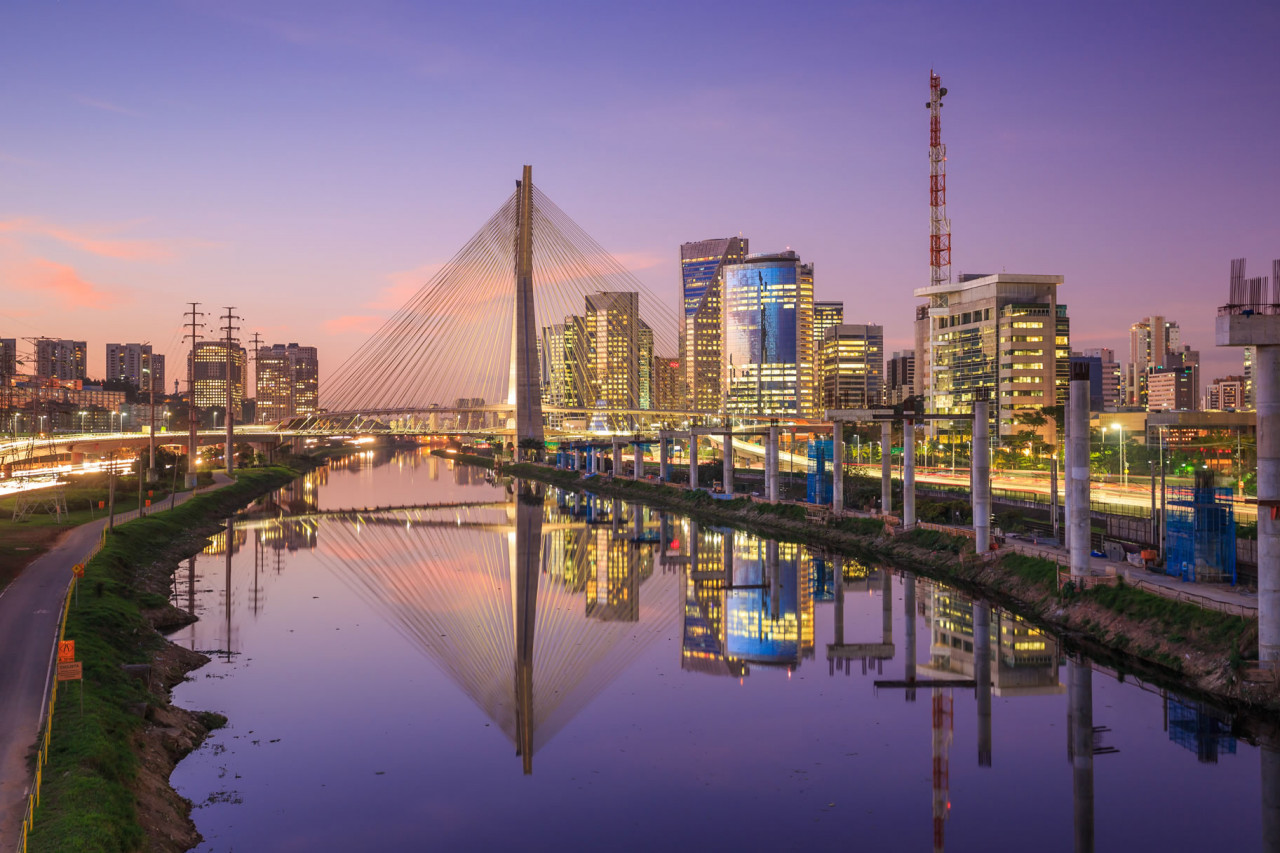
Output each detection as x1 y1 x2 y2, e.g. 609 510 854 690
1068 362 1092 578
634 441 643 480
903 416 916 530
973 395 991 554
903 572 917 701
974 600 992 766
659 433 670 482
831 423 843 514
71 452 85 466
612 439 622 477
689 434 699 490
880 420 892 516
722 431 733 496
1068 659 1095 853
766 427 779 502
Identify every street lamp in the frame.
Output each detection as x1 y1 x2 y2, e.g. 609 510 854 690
78 410 87 433
1110 423 1127 487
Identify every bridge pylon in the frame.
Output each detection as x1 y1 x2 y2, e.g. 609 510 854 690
509 165 544 452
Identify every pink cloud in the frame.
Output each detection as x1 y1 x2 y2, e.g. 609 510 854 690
0 218 175 261
325 315 383 334
9 257 118 309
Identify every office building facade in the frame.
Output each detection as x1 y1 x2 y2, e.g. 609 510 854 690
1205 376 1247 411
585 291 641 410
1147 365 1196 412
189 341 247 414
1127 316 1181 406
721 251 815 417
680 237 748 412
818 324 883 410
885 350 916 406
255 343 319 423
913 273 1069 442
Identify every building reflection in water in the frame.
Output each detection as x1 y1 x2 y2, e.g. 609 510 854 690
174 464 1280 848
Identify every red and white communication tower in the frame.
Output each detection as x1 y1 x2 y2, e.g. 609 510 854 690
928 70 951 288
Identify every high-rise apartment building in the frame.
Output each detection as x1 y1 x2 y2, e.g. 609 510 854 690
1205 375 1247 411
818 324 883 410
255 343 319 422
812 301 843 407
913 273 1068 442
1079 347 1122 409
35 339 87 381
652 356 681 411
680 237 748 412
540 317 593 413
585 291 640 410
885 350 916 405
0 338 16 380
1147 365 1196 412
638 321 654 410
1244 346 1255 409
1127 316 1181 406
105 343 165 393
721 251 815 417
189 341 247 413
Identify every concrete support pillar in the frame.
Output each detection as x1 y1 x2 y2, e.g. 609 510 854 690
612 439 622 476
766 427 779 502
833 556 845 648
722 432 733 496
688 519 700 571
973 396 991 554
611 497 621 535
1068 659 1095 853
880 570 892 646
634 441 643 480
832 423 844 513
1262 744 1280 853
903 573 917 701
1069 362 1092 578
1258 346 1280 662
722 530 733 581
903 418 916 529
767 540 780 621
689 434 699 490
71 451 85 465
659 434 671 482
633 505 642 539
974 601 992 767
881 420 892 516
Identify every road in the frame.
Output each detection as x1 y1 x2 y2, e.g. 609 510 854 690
0 473 231 848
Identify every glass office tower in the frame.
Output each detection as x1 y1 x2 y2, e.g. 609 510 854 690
680 237 749 412
721 251 815 417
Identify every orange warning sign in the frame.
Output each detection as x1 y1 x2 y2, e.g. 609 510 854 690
73 564 85 579
58 641 75 663
57 661 82 682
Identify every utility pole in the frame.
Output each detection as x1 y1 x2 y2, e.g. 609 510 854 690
221 307 242 477
145 340 158 483
249 332 263 425
183 303 204 489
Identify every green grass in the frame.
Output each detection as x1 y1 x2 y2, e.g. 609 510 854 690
899 527 970 554
999 553 1060 588
1082 580 1254 650
27 465 301 853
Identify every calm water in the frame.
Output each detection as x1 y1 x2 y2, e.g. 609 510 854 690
168 448 1274 852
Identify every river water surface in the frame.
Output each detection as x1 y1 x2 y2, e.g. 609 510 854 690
168 448 1273 852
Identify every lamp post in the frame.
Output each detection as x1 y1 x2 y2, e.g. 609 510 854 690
1110 423 1127 487
78 410 87 433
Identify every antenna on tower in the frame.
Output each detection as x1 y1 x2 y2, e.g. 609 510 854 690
927 70 951 288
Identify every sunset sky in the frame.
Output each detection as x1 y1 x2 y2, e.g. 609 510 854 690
1 0 1277 391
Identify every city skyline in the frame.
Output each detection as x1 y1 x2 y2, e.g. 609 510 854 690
0 2 1277 392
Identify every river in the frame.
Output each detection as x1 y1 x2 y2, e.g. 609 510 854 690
167 447 1274 852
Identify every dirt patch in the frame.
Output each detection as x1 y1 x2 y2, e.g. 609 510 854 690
131 642 213 853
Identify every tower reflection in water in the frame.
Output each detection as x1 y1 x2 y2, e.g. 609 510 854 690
183 467 1280 850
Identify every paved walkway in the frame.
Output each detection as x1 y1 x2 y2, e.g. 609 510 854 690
0 473 232 848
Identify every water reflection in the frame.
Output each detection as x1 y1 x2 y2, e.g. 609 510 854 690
169 454 1279 851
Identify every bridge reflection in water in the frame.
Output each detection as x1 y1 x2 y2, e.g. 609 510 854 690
177 456 1280 852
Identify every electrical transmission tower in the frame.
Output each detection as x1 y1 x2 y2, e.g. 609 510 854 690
928 71 951 288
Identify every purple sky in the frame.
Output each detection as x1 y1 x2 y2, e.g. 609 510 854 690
1 0 1277 390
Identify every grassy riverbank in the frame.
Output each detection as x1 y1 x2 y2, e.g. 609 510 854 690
502 461 1270 712
26 464 304 853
